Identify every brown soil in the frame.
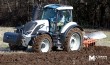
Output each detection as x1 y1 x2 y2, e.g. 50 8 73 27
0 46 109 65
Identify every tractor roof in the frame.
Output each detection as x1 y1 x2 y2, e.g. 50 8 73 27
44 4 73 10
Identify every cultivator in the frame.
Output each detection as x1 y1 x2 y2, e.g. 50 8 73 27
83 31 107 48
83 38 96 47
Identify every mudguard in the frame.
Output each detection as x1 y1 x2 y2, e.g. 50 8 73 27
60 22 83 44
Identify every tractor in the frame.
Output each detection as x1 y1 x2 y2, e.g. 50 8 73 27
3 4 84 52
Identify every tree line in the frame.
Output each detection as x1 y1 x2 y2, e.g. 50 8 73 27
0 0 110 29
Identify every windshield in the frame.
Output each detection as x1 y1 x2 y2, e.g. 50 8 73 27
32 8 57 21
41 8 57 21
42 8 57 21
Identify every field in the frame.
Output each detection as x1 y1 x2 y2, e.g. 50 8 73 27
0 27 14 51
0 27 110 65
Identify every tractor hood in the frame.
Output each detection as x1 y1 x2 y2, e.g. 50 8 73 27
23 20 49 35
33 20 49 32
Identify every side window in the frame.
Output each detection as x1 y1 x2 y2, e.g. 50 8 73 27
63 10 71 22
57 10 70 26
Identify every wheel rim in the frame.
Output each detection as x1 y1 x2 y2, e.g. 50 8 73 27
69 33 81 51
41 39 50 52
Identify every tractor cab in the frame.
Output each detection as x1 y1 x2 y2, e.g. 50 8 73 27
32 4 73 33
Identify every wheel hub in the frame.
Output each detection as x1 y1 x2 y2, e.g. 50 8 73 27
41 39 50 52
41 43 46 48
70 39 75 48
69 33 81 51
71 39 75 44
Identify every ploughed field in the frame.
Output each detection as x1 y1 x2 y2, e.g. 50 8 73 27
0 27 110 65
0 46 109 65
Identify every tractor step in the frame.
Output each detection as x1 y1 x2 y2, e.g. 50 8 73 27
52 33 59 44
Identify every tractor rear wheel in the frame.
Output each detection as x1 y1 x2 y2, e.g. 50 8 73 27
9 43 27 51
32 34 52 53
64 28 83 51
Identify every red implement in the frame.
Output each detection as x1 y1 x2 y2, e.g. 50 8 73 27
83 38 96 47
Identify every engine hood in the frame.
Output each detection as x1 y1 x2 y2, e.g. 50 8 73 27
22 20 49 36
32 20 49 33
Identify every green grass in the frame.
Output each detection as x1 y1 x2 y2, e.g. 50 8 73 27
0 27 14 48
96 31 110 46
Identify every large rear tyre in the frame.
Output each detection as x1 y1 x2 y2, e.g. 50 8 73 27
64 28 83 51
9 43 27 51
32 34 52 53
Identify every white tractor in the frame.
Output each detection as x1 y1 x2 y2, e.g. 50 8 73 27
3 4 84 52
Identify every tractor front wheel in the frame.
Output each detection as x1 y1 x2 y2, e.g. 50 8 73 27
64 28 83 51
32 34 52 53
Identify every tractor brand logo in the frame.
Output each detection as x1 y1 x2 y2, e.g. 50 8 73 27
40 23 45 28
89 55 107 61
